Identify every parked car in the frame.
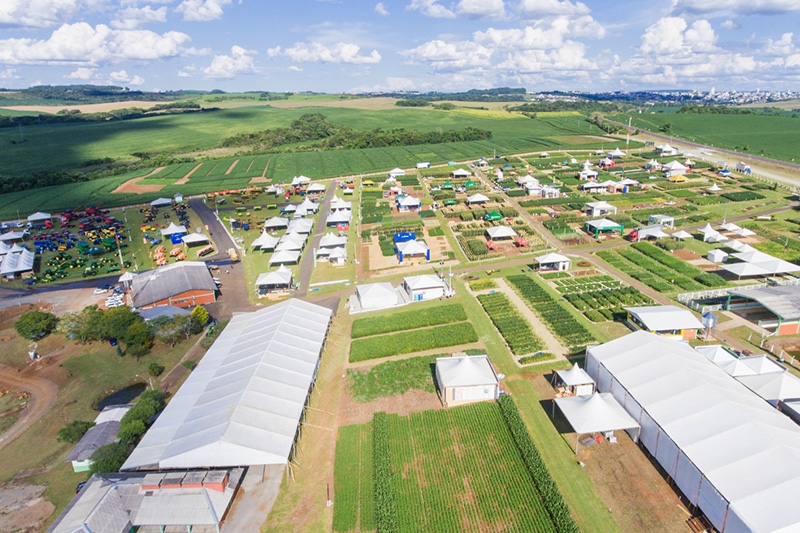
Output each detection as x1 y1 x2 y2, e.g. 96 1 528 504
93 287 108 294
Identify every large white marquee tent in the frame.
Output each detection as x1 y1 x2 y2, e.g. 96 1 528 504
586 331 800 533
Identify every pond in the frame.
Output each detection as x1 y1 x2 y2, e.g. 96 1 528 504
95 382 147 411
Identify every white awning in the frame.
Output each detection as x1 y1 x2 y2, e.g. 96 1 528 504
555 393 639 434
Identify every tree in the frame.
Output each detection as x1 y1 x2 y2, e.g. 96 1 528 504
153 315 190 347
190 305 209 334
57 420 95 443
116 419 146 445
89 442 129 474
15 310 58 340
148 362 164 377
97 307 140 341
55 311 88 341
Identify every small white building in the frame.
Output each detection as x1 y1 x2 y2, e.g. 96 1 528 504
535 252 571 271
708 249 728 263
656 143 678 156
65 405 132 472
435 355 500 408
466 193 490 205
626 305 704 341
554 363 595 396
416 162 431 169
485 226 517 241
648 214 675 228
584 201 617 217
355 282 399 310
662 160 688 178
403 274 449 301
735 162 751 174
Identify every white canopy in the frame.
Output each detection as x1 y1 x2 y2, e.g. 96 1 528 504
306 183 326 193
734 227 756 237
328 247 347 261
287 218 314 234
319 233 347 248
282 204 297 213
720 222 741 232
695 345 737 366
388 167 405 176
707 183 722 192
268 249 301 265
251 232 279 251
737 371 800 405
535 252 570 265
27 211 51 222
330 197 352 211
626 305 704 332
291 175 311 186
486 226 517 240
160 222 187 236
663 160 687 171
671 230 694 240
151 198 172 207
180 233 209 245
263 217 289 229
0 248 34 276
254 265 293 287
557 363 595 387
356 283 398 310
636 225 670 240
397 195 422 208
327 211 352 225
607 147 626 158
436 355 498 388
555 393 639 435
396 240 429 256
467 193 489 204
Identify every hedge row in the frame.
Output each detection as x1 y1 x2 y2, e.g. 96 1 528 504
373 412 398 533
498 395 579 533
351 304 467 338
349 322 478 362
519 353 556 364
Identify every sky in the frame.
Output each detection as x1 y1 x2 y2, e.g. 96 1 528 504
1 0 800 94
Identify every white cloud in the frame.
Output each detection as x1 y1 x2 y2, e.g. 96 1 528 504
762 33 796 56
671 0 800 15
288 65 303 71
403 39 494 69
0 0 85 29
277 42 381 64
640 17 717 55
111 6 168 30
518 0 590 17
177 70 191 77
375 2 390 15
175 0 232 22
0 23 192 65
66 66 96 80
406 0 456 18
203 45 257 79
457 0 505 19
720 19 739 29
0 67 18 79
109 69 145 85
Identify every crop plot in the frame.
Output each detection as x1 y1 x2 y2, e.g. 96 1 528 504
477 292 545 355
550 275 653 322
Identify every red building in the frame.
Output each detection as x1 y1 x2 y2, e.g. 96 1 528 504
130 261 217 310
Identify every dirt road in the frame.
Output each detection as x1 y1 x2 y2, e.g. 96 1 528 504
0 365 57 452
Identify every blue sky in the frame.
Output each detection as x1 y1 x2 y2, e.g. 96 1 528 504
1 0 800 93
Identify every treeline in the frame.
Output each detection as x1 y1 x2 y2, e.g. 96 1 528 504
507 101 623 113
586 115 625 134
220 113 492 151
677 105 754 115
1 102 210 129
0 85 201 103
382 87 526 102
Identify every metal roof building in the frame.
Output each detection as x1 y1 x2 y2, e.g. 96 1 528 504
122 298 332 471
130 261 217 309
726 284 800 335
625 305 704 340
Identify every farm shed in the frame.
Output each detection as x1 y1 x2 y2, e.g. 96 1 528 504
160 222 188 237
122 298 333 470
66 404 132 472
584 218 623 239
435 355 499 408
150 198 173 208
726 285 800 335
251 232 280 252
254 265 294 294
586 331 800 533
625 305 704 340
268 249 301 265
47 468 242 533
554 363 595 396
466 193 489 205
130 261 217 310
708 249 728 263
263 216 289 230
355 282 399 311
403 274 448 300
534 252 571 271
553 393 639 453
396 239 430 263
27 211 52 228
584 201 617 217
485 226 517 240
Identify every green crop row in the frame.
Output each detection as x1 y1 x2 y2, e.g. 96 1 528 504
498 395 579 533
618 248 704 291
631 242 727 287
563 286 652 315
349 322 478 362
519 353 556 364
351 303 467 338
477 292 545 355
373 413 398 533
468 278 497 291
506 275 596 349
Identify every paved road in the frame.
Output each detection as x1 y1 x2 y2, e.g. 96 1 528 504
294 184 336 298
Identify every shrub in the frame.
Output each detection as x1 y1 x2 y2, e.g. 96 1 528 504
182 360 198 371
519 353 556 364
57 420 95 443
15 310 58 340
89 442 130 474
148 362 165 377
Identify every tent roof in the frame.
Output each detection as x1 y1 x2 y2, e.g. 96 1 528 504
608 147 626 156
626 305 704 332
254 265 293 287
263 217 289 229
327 211 352 224
585 218 623 230
451 168 470 176
397 195 422 206
396 240 429 255
557 363 594 387
436 355 498 388
306 183 326 193
0 248 34 275
27 211 51 221
287 218 314 234
328 247 347 259
123 298 331 470
695 345 737 366
151 198 173 207
404 274 445 290
720 222 741 232
251 232 280 250
180 233 209 245
707 183 722 192
389 167 405 176
535 252 570 265
737 372 800 404
663 160 687 170
160 222 188 236
728 285 800 321
467 193 489 203
637 225 670 239
268 250 301 265
486 226 517 239
356 282 398 309
585 201 616 210
720 262 771 277
330 197 352 210
555 393 639 434
671 230 694 240
319 233 347 248
130 262 216 308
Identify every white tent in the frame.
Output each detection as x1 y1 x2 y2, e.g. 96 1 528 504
671 230 694 240
263 217 289 230
330 197 352 211
268 249 301 265
151 198 173 207
160 223 188 236
535 252 571 271
734 227 756 237
607 147 626 158
586 331 800 533
180 233 210 246
635 225 670 241
485 226 517 240
326 211 352 225
695 345 737 366
435 355 499 407
306 183 326 193
355 283 398 310
554 393 639 452
0 248 34 277
251 232 280 251
254 265 293 289
707 183 722 192
319 233 347 248
737 371 800 405
388 167 405 177
291 175 311 186
122 299 332 470
328 247 347 263
555 363 595 396
467 193 489 204
720 222 742 232
282 204 297 213
296 198 319 216
287 218 314 234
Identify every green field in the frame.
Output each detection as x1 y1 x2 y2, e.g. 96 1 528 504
334 403 560 533
617 112 800 163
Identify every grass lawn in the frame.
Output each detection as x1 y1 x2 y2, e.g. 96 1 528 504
347 355 437 402
0 332 202 529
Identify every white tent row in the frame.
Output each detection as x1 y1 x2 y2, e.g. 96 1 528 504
586 331 800 533
721 249 800 278
122 298 332 470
